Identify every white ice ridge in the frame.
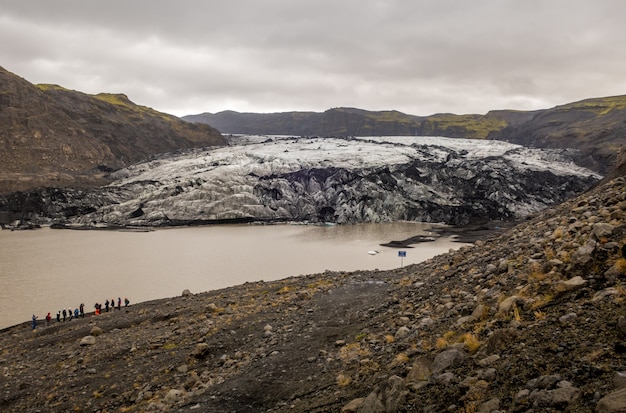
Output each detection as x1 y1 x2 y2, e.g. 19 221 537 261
111 136 600 186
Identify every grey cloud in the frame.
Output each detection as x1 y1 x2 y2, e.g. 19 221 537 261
1 0 625 117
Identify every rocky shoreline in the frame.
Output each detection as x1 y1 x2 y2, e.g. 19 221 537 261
1 177 625 412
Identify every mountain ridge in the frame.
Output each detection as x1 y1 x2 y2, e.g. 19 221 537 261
183 107 537 140
185 96 626 175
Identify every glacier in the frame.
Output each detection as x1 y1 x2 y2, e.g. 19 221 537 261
45 135 601 227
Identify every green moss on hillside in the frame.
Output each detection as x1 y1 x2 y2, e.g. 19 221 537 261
424 114 508 138
557 95 626 116
36 83 70 92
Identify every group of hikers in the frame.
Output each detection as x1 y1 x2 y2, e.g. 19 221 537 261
31 297 130 330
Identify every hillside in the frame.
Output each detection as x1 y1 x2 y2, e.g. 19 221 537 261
0 67 225 193
1 175 625 412
488 95 626 175
183 107 536 139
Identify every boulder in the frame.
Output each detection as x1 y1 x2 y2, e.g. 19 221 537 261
432 349 467 374
555 276 587 293
596 388 626 412
190 343 209 359
593 223 615 239
405 357 432 389
498 295 520 315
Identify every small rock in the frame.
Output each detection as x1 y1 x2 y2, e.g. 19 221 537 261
358 389 384 413
605 263 625 281
478 354 500 367
593 288 620 302
182 289 193 297
190 343 209 359
555 276 587 293
498 295 520 315
559 313 578 324
477 368 496 381
164 389 185 404
618 317 626 336
432 349 467 374
573 240 597 265
90 326 103 336
550 383 580 407
405 357 432 389
397 316 410 326
598 388 626 413
593 223 615 239
614 372 626 389
515 389 530 404
478 397 499 413
79 335 96 346
341 398 364 412
395 326 410 339
433 372 457 385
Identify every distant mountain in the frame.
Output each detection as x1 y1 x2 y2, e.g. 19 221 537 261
183 107 536 139
487 95 626 175
185 96 626 175
0 67 225 193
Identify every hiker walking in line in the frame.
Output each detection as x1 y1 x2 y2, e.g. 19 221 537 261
45 312 51 326
31 314 37 330
62 308 67 322
79 303 85 318
124 297 130 307
105 299 109 312
56 311 61 323
74 308 79 319
68 307 73 321
117 297 121 310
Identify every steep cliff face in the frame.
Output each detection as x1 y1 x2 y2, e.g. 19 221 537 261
0 67 225 193
0 136 600 227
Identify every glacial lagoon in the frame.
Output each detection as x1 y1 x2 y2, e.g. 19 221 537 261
0 222 464 329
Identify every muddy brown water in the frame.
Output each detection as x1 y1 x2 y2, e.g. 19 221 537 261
0 222 463 329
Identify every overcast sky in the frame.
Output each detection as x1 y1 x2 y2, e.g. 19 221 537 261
2 1 625 117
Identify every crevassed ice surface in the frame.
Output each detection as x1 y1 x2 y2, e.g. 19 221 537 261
112 136 599 184
77 135 601 226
